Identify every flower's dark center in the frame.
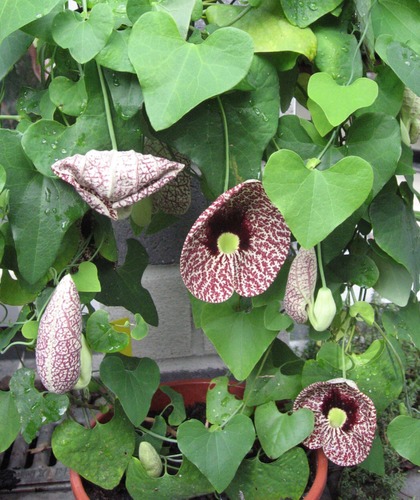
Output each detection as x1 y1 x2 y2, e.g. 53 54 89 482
321 386 358 432
205 208 251 256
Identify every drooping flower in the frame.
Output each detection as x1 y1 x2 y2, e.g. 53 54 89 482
293 378 377 466
283 247 317 323
36 275 83 394
51 150 186 220
180 180 290 303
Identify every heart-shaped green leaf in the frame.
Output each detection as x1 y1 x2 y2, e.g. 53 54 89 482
308 72 378 126
206 377 243 426
226 447 309 500
160 55 280 197
128 11 254 130
177 414 255 492
52 402 135 489
263 149 373 248
127 0 196 39
86 310 129 353
72 261 101 293
52 4 114 64
100 354 160 426
201 299 278 380
48 76 88 116
387 416 420 466
255 401 314 459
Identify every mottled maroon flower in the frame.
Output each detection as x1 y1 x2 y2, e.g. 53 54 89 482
293 379 377 466
283 247 317 323
180 180 290 303
51 150 186 220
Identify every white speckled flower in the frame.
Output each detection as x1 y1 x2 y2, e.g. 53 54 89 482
35 275 83 394
293 378 377 466
51 150 186 220
180 180 290 303
283 247 317 323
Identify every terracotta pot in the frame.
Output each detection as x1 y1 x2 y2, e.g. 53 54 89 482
70 379 328 500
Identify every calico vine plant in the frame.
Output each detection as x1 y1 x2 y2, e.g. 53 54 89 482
1 0 420 498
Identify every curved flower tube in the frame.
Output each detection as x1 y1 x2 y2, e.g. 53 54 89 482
293 378 377 467
35 275 83 394
52 150 186 220
283 246 317 323
180 180 290 303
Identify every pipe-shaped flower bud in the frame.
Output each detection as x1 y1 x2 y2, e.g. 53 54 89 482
307 286 336 331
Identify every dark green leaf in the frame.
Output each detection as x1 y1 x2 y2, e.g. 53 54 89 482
86 310 129 353
9 368 69 443
100 354 160 426
0 391 21 452
96 239 158 326
328 254 379 287
126 456 214 499
226 447 309 500
0 30 33 81
345 113 401 197
52 402 135 489
1 130 87 284
370 191 420 291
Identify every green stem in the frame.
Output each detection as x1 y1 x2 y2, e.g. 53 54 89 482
138 425 178 444
96 62 118 150
240 342 273 413
271 138 281 151
0 115 21 121
220 5 252 27
316 129 338 161
0 339 35 355
217 96 230 192
316 243 327 288
341 338 347 379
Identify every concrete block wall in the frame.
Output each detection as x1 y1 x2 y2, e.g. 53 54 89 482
103 264 227 379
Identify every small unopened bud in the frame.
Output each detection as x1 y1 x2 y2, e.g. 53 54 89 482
74 335 92 390
308 287 336 331
139 442 163 478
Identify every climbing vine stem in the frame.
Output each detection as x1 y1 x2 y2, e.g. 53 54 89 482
217 95 230 192
96 62 118 151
